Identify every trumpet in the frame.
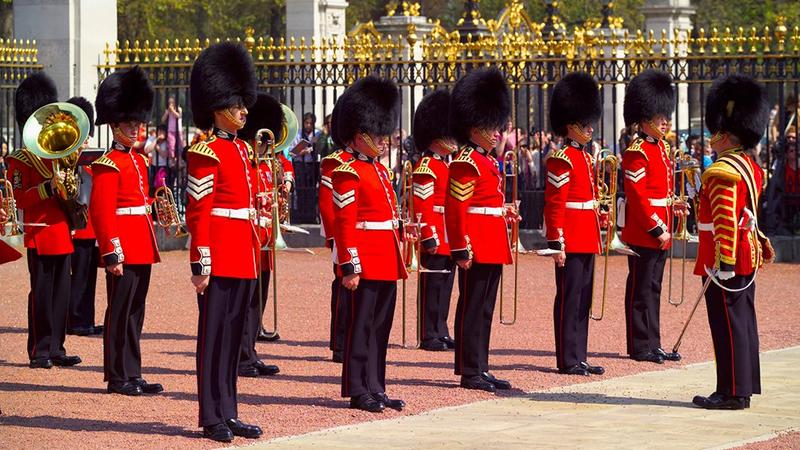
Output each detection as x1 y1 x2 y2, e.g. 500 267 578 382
499 150 522 326
400 161 422 349
153 186 188 237
667 152 701 307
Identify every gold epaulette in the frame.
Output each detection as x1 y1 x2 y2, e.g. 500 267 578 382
413 157 437 179
662 139 671 154
242 140 254 161
92 155 119 172
546 148 572 168
141 154 151 167
333 160 359 179
701 160 742 184
452 149 480 175
322 150 346 164
624 138 648 160
6 149 32 167
187 142 220 162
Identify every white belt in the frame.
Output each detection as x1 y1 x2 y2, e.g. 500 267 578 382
649 197 671 207
432 205 445 214
258 217 273 228
698 222 713 232
116 205 150 215
355 219 398 231
211 208 256 221
467 206 504 217
565 200 597 210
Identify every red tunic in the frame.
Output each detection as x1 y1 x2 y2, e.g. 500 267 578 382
543 141 602 254
6 150 73 255
185 128 260 279
319 148 355 242
444 145 512 264
252 159 275 271
621 136 674 249
694 150 765 276
90 142 160 266
331 152 407 281
412 152 450 255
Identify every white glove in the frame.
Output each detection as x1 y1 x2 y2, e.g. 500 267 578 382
718 270 735 281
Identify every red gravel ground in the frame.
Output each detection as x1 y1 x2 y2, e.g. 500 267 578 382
0 250 798 449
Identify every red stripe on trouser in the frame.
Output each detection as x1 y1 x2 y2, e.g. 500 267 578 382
421 271 428 339
197 290 209 426
721 289 737 396
332 279 341 349
103 275 116 381
627 263 636 354
342 289 355 396
558 264 566 368
457 269 468 375
29 269 37 359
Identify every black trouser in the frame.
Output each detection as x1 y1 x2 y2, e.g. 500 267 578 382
68 239 99 329
103 264 151 382
624 246 667 356
554 253 595 370
197 276 254 427
703 275 760 397
341 279 397 398
329 269 347 352
239 270 270 371
454 263 502 377
420 253 456 341
26 249 71 361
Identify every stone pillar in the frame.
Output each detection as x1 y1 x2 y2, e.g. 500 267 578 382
14 0 117 101
597 28 628 153
286 0 349 125
641 0 696 133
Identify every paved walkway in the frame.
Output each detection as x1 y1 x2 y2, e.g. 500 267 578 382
247 346 800 449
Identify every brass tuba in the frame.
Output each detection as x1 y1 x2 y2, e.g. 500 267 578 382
23 102 90 201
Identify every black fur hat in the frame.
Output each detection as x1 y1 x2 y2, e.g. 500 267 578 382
333 76 400 144
95 66 154 125
413 89 452 151
550 72 601 137
330 99 342 148
623 69 675 126
449 67 511 144
66 96 95 137
238 92 285 143
14 72 58 130
705 74 769 149
190 42 257 130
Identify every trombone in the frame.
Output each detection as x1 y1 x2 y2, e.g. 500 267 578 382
400 161 422 349
667 152 701 307
255 128 281 341
499 150 522 325
153 186 188 237
591 152 620 321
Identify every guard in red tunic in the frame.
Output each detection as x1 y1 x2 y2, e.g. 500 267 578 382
621 69 685 364
66 96 103 337
186 42 263 443
332 76 407 413
7 72 82 369
692 75 772 410
411 89 458 352
236 91 284 378
91 67 162 396
544 72 605 376
319 104 353 363
445 68 516 393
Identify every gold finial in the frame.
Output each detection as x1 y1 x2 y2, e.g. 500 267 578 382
244 27 256 52
775 16 787 52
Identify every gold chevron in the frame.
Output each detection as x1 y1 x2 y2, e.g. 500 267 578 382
187 142 220 162
449 179 475 201
333 161 360 179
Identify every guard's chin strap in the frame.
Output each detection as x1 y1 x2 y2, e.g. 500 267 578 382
704 265 758 293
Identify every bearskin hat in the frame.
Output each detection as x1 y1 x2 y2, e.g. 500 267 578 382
550 72 601 137
333 76 400 145
413 89 453 152
66 96 95 137
238 92 285 143
14 72 58 130
705 74 769 149
95 66 154 125
330 100 342 148
449 67 511 145
190 42 257 130
623 69 675 126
